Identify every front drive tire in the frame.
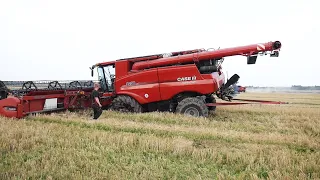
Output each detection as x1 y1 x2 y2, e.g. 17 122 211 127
109 95 143 113
175 97 209 117
205 95 217 111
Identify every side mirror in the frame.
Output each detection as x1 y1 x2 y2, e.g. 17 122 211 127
90 67 94 77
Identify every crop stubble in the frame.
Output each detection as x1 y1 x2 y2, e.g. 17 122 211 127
0 92 319 179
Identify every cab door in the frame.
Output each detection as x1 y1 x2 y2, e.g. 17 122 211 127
96 66 114 107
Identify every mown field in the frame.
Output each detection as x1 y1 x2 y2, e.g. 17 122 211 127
1 93 320 179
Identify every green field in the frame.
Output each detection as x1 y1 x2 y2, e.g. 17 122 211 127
1 93 320 179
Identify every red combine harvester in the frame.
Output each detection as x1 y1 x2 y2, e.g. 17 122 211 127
0 40 285 118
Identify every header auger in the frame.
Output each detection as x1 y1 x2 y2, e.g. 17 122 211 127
0 40 285 119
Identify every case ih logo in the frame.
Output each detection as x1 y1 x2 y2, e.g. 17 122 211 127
126 81 137 86
177 76 197 82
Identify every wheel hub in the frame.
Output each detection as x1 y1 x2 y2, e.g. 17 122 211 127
113 102 134 113
184 107 199 117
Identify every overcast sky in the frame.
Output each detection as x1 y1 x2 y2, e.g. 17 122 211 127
0 0 319 86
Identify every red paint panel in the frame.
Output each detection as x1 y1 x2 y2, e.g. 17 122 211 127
118 83 160 104
0 97 20 118
115 69 161 104
157 64 217 101
23 101 30 114
157 64 202 83
96 61 116 67
28 99 46 112
159 79 215 101
115 61 129 79
23 94 65 101
17 104 24 118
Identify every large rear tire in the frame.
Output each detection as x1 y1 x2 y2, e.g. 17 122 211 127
175 97 209 117
109 95 143 113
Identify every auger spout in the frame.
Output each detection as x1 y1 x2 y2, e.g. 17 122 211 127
131 41 281 71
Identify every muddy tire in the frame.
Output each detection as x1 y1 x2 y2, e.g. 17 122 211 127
175 97 209 117
109 95 143 113
205 95 217 111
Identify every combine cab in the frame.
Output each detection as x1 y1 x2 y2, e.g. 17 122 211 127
1 40 285 119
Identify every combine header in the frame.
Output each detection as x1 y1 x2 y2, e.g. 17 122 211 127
0 40 285 118
0 80 98 118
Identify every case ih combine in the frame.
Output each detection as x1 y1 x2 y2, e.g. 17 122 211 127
0 40 285 119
